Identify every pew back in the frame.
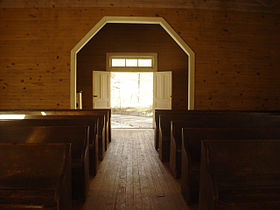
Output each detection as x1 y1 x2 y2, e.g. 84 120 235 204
0 125 89 159
0 143 72 210
183 127 280 163
181 127 280 205
155 109 188 149
199 139 280 210
0 117 99 177
0 123 90 201
166 111 280 175
0 108 111 144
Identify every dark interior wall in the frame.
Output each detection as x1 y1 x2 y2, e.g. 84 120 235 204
0 6 280 110
77 24 188 109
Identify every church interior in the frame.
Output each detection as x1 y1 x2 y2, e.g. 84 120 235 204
1 0 280 209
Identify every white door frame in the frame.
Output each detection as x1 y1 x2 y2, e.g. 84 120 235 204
70 16 195 110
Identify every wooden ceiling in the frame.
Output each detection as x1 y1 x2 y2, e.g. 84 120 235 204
0 0 280 14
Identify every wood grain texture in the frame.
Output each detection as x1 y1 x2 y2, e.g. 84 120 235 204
83 129 191 210
77 23 188 110
0 7 280 110
0 143 72 210
1 0 280 14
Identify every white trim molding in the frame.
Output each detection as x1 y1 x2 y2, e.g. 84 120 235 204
70 16 195 110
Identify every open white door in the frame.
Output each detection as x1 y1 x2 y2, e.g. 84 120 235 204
92 71 111 108
153 71 172 109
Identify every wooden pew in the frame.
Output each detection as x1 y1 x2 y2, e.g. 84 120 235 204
166 111 280 176
0 109 111 144
158 111 216 162
0 124 90 201
27 114 105 162
199 139 280 210
158 111 222 162
169 114 245 177
0 143 72 210
181 127 280 205
39 109 111 150
0 114 100 177
158 111 280 162
155 109 170 150
154 109 187 150
157 111 199 162
40 113 106 162
0 109 110 157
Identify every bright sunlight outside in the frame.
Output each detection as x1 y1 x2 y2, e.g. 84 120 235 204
111 72 153 129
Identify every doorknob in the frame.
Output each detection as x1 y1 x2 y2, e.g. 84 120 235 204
93 95 98 97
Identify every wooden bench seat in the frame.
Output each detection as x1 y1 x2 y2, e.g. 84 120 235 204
0 108 110 161
154 109 188 151
39 114 105 162
0 124 90 201
0 115 99 177
25 114 106 162
157 111 280 176
159 111 280 162
0 143 72 210
169 114 266 178
158 111 232 162
181 127 280 205
199 139 280 210
38 109 111 150
0 109 111 149
43 109 111 146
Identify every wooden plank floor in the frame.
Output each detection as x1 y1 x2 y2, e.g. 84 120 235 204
82 129 192 210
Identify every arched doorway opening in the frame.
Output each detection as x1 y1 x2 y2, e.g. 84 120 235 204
70 16 195 110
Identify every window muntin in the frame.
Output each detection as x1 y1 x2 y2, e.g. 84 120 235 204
138 59 152 67
111 59 125 67
111 58 153 68
107 53 157 72
125 59 138 67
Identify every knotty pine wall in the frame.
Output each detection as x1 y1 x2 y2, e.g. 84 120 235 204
77 23 188 110
0 7 280 110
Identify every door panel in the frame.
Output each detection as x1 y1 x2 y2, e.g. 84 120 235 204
92 71 110 108
153 71 172 109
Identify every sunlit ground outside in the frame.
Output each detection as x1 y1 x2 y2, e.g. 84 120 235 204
111 72 153 128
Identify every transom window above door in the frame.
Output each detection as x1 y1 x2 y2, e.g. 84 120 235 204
107 53 157 72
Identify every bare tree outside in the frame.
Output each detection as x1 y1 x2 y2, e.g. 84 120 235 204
111 72 153 128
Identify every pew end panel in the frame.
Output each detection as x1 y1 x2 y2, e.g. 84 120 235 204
158 116 172 162
181 128 200 205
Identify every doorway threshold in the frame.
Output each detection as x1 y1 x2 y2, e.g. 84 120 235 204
111 114 153 129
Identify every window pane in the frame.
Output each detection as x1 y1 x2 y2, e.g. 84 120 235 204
126 59 138 67
112 59 125 67
138 59 152 67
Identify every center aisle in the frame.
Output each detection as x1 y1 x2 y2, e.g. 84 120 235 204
83 129 190 210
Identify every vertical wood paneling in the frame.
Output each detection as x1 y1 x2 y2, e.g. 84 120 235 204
0 7 279 110
1 0 280 14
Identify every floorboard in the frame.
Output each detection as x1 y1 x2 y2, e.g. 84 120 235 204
82 129 193 210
